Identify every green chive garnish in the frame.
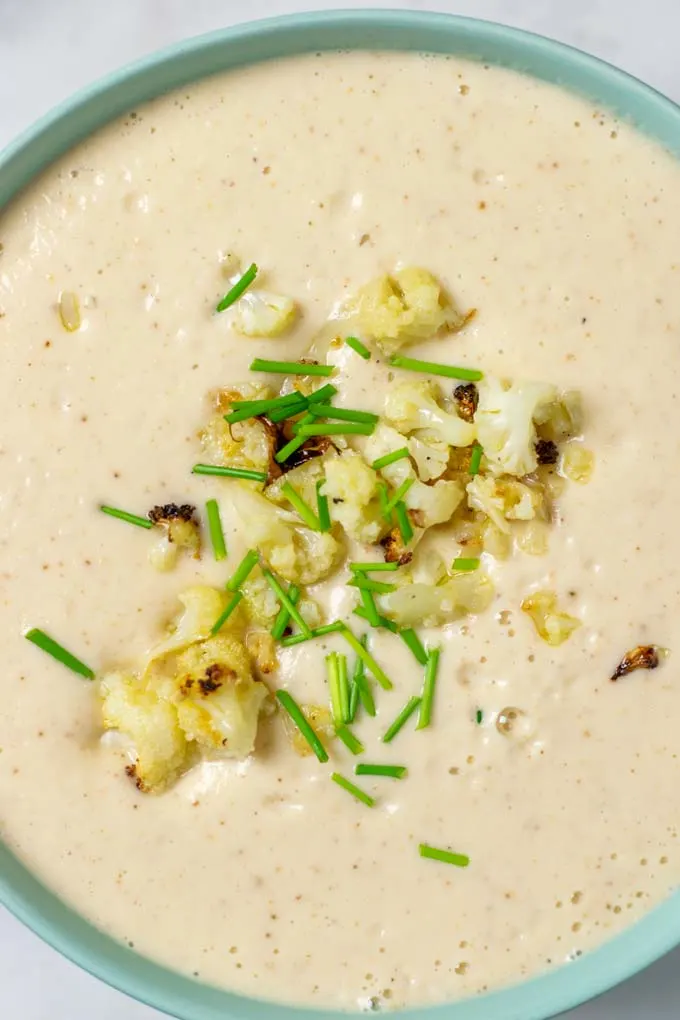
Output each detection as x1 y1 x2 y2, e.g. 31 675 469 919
383 695 421 743
348 679 360 723
192 464 267 483
308 404 379 425
475 708 484 725
276 689 329 763
274 415 315 463
349 577 397 595
250 359 334 377
452 557 480 572
340 626 393 690
359 586 381 628
331 772 375 807
355 764 407 779
345 336 371 359
263 570 312 639
394 502 414 543
327 652 350 725
378 482 391 518
384 477 415 515
225 549 259 591
400 628 428 665
210 591 243 635
24 628 95 679
225 392 302 424
296 423 375 437
389 354 483 382
353 606 398 633
336 724 364 755
417 647 441 729
469 443 483 476
349 561 399 573
267 396 310 423
280 621 345 647
99 505 153 529
316 480 331 533
352 634 376 718
216 262 258 313
271 584 300 640
419 843 470 868
371 448 410 471
281 481 321 531
205 499 227 561
308 383 337 403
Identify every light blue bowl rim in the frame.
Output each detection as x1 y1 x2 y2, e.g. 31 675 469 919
2 9 680 1020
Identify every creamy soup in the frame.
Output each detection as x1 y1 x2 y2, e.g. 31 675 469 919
1 50 680 1013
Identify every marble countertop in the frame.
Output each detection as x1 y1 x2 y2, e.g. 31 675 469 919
2 1 680 1017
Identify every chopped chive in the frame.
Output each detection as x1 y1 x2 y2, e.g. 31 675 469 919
400 628 428 666
296 423 375 437
267 396 310 423
348 678 360 723
274 415 315 463
308 404 379 424
271 584 300 640
452 557 480 572
371 448 410 471
417 647 441 729
292 413 317 435
327 652 350 725
276 689 329 763
337 654 350 722
383 695 421 743
389 354 483 382
280 621 345 647
192 464 267 483
24 628 95 679
476 708 484 725
226 549 260 591
281 481 321 531
394 502 414 543
336 724 364 755
205 499 227 561
331 772 375 807
345 336 371 359
469 443 483 476
211 591 243 635
216 262 258 313
378 482 391 517
355 764 407 779
308 383 337 403
316 480 331 533
263 570 312 638
99 505 153 530
349 561 399 573
349 577 397 595
340 626 393 690
353 606 398 633
355 671 376 716
384 477 415 515
250 358 334 377
225 392 303 424
419 843 470 868
359 586 381 628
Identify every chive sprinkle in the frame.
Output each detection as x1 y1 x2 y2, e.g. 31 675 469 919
224 392 303 424
383 477 415 515
355 764 407 779
316 480 331 533
353 606 398 633
476 708 484 725
417 647 441 729
371 447 410 471
308 383 337 403
331 772 375 807
340 626 393 690
276 689 329 763
274 415 315 463
263 571 312 638
211 591 243 635
250 358 334 377
271 583 300 640
469 443 483 476
349 561 399 573
225 549 259 591
394 502 414 543
267 396 310 423
336 724 364 755
327 652 350 725
192 464 267 483
452 557 480 572
296 422 375 437
378 482 391 517
308 404 379 425
352 633 376 718
205 499 227 561
389 354 483 382
99 505 153 529
345 336 371 359
348 678 360 723
280 621 345 647
281 481 321 531
400 628 428 666
349 577 397 595
419 843 470 868
216 262 258 313
383 695 421 743
359 586 381 628
24 629 95 680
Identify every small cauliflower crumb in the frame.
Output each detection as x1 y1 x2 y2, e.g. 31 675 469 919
521 590 581 646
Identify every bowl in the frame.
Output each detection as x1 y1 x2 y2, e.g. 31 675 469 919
2 10 680 1020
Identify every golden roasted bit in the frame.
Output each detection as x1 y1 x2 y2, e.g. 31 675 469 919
380 525 414 565
521 590 581 646
284 704 335 756
535 438 559 465
611 645 661 681
453 383 478 423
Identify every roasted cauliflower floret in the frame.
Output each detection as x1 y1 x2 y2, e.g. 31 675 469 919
384 381 476 448
232 290 298 338
380 572 494 627
148 503 201 571
407 435 450 481
475 375 558 477
323 451 384 543
241 566 321 630
521 590 581 646
405 478 465 528
466 475 544 533
200 384 278 481
345 267 467 351
150 585 239 661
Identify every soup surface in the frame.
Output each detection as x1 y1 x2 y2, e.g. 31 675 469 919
1 51 680 1012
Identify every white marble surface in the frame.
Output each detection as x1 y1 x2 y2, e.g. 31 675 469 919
2 1 680 1017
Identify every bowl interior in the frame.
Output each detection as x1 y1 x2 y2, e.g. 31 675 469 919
2 10 680 1020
